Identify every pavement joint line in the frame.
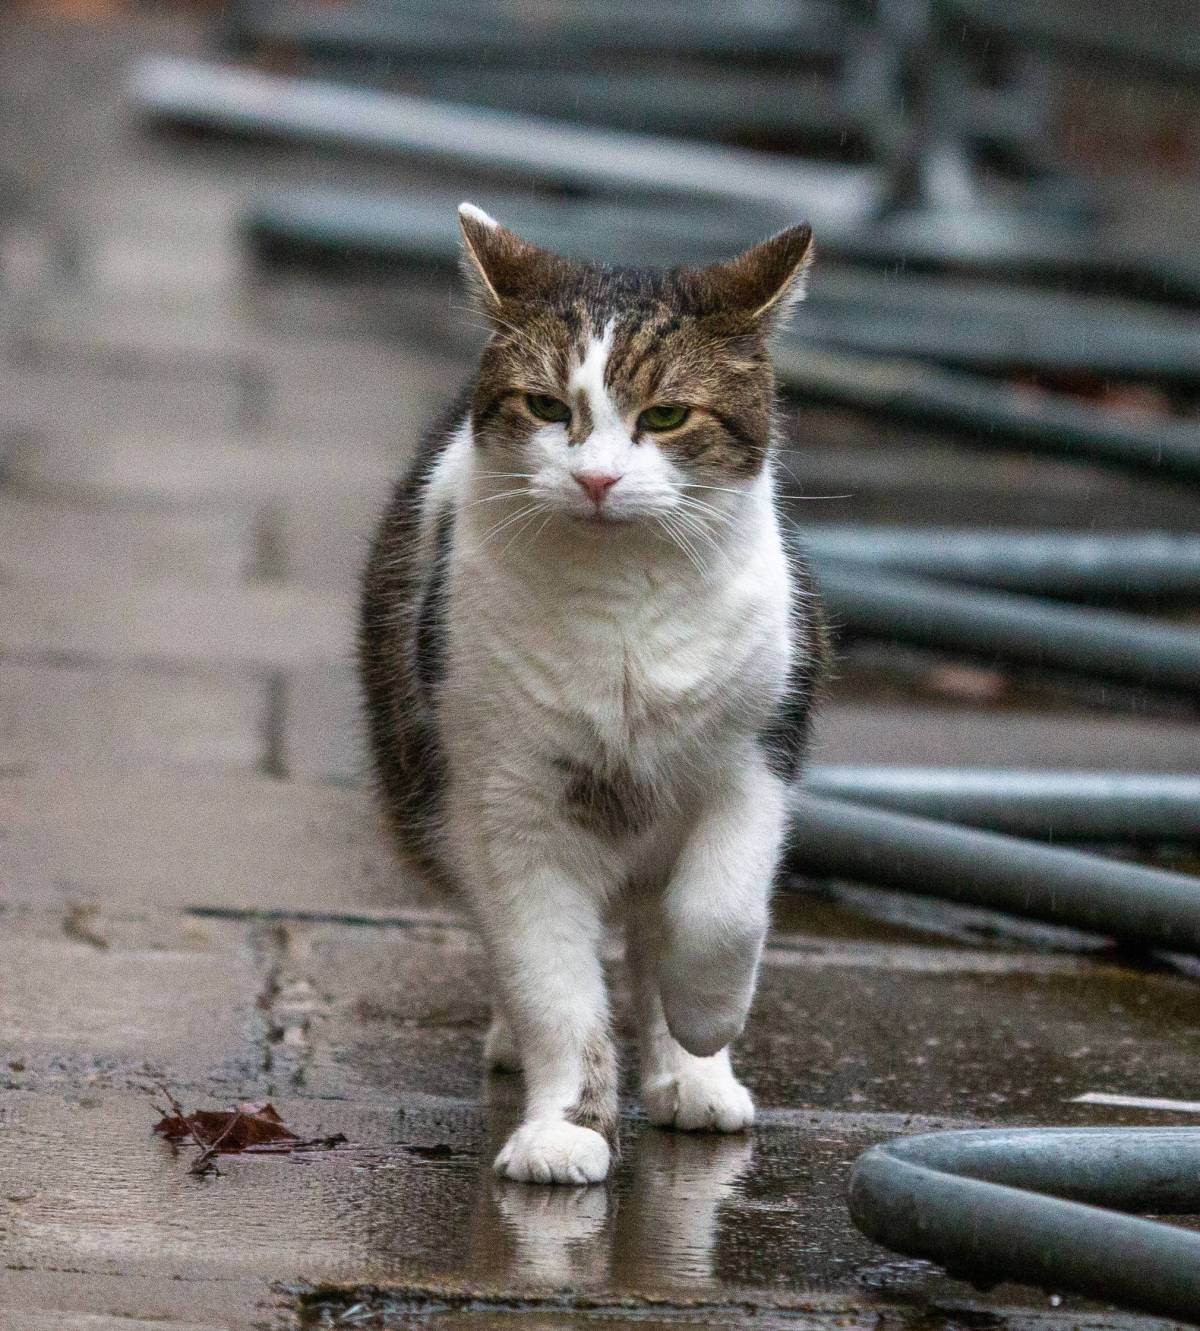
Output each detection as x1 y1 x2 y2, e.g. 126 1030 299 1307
185 904 466 930
181 905 1108 975
260 673 289 780
0 1083 976 1134
288 1276 1025 1323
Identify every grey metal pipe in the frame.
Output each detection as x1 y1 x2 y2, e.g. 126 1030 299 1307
950 0 1200 83
244 187 765 272
787 794 1200 952
806 767 1200 841
222 0 854 65
241 186 1200 386
849 1127 1200 1322
775 345 1200 481
816 563 1200 695
380 66 850 143
128 56 876 228
803 527 1200 598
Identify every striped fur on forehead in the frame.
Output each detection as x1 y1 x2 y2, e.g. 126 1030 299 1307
470 264 779 475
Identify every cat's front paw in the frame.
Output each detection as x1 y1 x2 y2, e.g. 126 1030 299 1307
643 1063 755 1133
494 1120 612 1184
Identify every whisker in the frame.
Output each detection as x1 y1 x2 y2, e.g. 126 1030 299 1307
676 495 734 527
478 502 546 548
465 488 535 508
671 507 723 560
497 503 550 558
658 512 706 576
682 483 747 497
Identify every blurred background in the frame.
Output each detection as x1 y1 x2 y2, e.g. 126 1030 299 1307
2 0 1199 798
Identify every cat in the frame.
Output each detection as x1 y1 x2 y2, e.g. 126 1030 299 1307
358 203 826 1184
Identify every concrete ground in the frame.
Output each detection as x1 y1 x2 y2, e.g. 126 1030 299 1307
2 8 1199 1331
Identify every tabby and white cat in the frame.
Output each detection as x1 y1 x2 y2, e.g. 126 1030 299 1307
359 204 826 1184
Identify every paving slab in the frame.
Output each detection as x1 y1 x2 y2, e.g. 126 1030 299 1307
0 661 266 776
0 770 407 915
280 663 365 784
0 575 349 671
0 357 246 438
0 493 255 585
5 433 404 507
0 910 262 1098
280 492 377 593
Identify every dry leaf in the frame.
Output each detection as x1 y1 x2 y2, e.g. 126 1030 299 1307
152 1090 345 1175
154 1101 299 1152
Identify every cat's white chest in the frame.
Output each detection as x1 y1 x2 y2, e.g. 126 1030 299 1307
511 560 788 759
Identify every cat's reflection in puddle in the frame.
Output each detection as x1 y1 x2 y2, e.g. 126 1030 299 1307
479 1128 755 1292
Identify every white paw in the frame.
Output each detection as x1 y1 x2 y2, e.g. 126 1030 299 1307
484 1013 521 1073
643 1063 755 1133
494 1120 612 1185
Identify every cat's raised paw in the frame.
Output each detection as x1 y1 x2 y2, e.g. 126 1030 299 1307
494 1120 611 1184
643 1063 755 1133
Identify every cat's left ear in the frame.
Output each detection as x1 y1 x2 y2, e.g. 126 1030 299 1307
702 224 814 324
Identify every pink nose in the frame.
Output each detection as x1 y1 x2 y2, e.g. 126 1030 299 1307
573 471 621 506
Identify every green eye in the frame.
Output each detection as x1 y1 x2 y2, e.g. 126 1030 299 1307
638 403 690 432
526 393 571 423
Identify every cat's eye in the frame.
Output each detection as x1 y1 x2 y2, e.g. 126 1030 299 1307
526 393 571 423
638 403 690 432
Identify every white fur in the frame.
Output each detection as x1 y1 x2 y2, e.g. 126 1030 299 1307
494 1120 611 1185
458 201 499 231
427 333 796 1183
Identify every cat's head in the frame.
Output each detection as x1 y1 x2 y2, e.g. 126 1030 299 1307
458 203 812 528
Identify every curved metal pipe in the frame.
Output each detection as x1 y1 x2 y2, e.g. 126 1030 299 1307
815 563 1200 696
787 794 1200 952
129 56 873 227
776 344 1200 481
804 527 1200 599
806 767 1200 841
849 1127 1200 1321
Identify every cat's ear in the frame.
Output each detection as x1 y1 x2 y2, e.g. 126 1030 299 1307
457 202 566 309
702 224 814 323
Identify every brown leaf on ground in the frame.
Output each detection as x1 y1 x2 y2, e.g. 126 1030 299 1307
154 1101 300 1151
152 1088 346 1175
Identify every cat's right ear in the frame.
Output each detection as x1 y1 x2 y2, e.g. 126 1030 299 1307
457 202 564 311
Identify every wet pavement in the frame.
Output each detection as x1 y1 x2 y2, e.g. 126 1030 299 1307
2 9 1199 1331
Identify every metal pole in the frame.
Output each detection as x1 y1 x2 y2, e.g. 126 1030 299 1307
243 186 765 272
775 344 1200 481
803 527 1200 598
815 563 1200 695
806 767 1200 841
128 56 877 229
239 185 1200 385
221 0 854 65
787 794 1200 952
849 1127 1200 1322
